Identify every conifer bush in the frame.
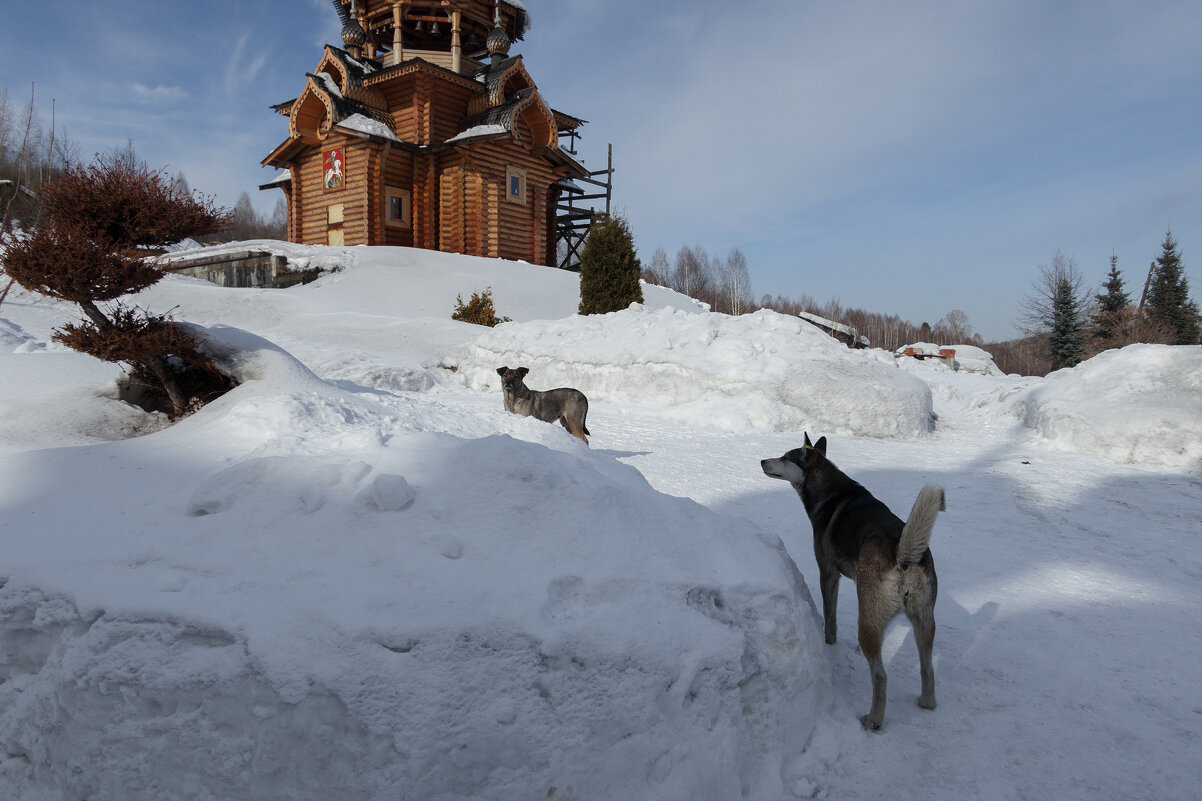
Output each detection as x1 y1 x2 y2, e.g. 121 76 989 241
452 287 510 326
0 152 232 417
578 214 643 315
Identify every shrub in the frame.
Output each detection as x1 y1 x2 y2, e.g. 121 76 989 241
0 152 231 417
452 287 510 327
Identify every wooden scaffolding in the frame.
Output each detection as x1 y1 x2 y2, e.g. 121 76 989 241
554 139 613 272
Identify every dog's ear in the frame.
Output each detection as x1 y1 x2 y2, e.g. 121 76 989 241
814 436 827 456
496 366 508 376
517 367 529 378
803 432 813 449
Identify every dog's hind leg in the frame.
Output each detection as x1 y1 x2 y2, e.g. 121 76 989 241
857 618 888 731
907 608 937 711
560 416 589 445
903 566 937 711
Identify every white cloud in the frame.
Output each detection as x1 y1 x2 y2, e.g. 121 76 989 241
130 83 187 103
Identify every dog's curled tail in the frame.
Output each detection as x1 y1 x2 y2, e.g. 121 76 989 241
897 484 946 566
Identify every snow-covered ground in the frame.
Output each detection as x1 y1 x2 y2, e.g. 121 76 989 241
1 243 1199 801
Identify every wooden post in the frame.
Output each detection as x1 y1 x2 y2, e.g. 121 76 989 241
361 6 375 58
1139 260 1155 311
451 10 462 74
392 1 405 62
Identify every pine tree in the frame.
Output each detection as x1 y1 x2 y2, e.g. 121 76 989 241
578 214 643 315
1145 229 1201 345
1093 252 1130 344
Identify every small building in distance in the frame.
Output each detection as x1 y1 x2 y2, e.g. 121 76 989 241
261 0 592 267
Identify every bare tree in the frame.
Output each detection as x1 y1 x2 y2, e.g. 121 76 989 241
940 309 973 343
721 248 752 316
641 246 669 286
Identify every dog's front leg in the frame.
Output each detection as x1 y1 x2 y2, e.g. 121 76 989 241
817 561 840 645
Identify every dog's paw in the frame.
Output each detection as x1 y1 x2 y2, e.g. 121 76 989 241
918 694 937 710
859 714 883 732
825 631 837 645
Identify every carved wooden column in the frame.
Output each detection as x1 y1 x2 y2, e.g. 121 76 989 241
392 1 406 62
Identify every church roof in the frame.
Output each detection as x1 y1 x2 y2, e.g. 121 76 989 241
460 86 537 131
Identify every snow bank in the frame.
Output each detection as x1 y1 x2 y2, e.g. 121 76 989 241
950 344 1005 375
0 324 830 801
454 307 935 437
1013 344 1202 469
897 342 1004 376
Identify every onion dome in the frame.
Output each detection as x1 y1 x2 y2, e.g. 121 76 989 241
342 19 366 48
486 23 511 59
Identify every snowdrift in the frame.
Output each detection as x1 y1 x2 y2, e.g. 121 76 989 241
1013 343 1202 469
0 325 830 801
4 241 1201 801
454 307 935 437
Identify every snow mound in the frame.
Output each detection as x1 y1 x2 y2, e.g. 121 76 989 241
1013 344 1202 468
0 324 830 800
950 344 1005 375
454 307 934 437
896 342 1004 376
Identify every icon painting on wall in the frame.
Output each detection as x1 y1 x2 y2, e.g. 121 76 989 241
323 148 345 191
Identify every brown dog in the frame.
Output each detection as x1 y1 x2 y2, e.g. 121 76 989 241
496 366 591 444
761 433 944 730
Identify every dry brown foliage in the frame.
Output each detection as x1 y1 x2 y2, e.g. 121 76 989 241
1 224 162 302
54 304 234 415
40 153 228 247
452 288 510 327
0 152 233 417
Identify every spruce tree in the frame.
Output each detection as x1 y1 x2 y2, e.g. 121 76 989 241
1048 272 1086 369
1145 229 1201 345
1093 252 1130 344
1019 251 1088 369
578 214 643 315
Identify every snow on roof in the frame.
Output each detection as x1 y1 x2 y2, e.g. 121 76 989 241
261 170 291 187
336 114 401 143
503 0 532 35
313 71 343 97
445 124 508 144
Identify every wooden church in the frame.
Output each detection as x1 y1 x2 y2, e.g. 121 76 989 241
261 0 596 267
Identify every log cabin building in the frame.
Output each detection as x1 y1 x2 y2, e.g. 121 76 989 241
261 0 594 267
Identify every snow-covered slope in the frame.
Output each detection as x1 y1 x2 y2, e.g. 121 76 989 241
2 243 1199 800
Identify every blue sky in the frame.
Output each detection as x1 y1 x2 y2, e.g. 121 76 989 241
3 0 1200 341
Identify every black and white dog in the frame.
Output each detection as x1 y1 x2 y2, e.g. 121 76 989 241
761 433 945 730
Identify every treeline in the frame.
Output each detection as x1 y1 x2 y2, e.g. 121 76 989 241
181 182 284 243
642 233 1199 376
1 85 281 243
640 244 753 316
0 86 77 229
1017 233 1200 373
641 243 983 354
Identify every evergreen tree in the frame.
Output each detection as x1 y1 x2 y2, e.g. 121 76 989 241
1093 252 1130 344
1048 272 1086 369
1145 229 1200 345
1019 250 1089 369
578 214 643 315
